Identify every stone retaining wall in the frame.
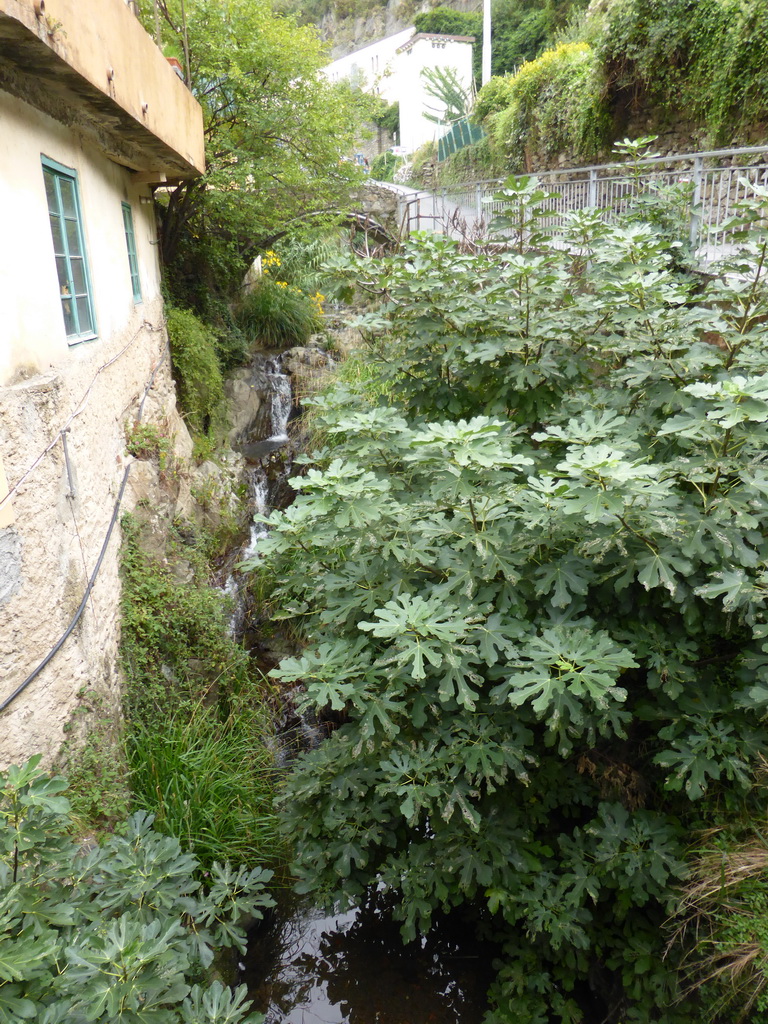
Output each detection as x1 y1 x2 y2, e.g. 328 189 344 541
0 299 193 768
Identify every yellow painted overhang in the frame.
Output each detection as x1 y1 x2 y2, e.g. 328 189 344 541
0 0 205 181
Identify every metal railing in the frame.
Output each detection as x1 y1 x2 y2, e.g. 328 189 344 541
386 145 768 248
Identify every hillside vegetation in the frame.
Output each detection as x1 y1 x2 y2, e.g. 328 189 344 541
470 0 768 175
274 0 586 72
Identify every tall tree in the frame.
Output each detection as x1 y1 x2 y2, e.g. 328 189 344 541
142 0 365 294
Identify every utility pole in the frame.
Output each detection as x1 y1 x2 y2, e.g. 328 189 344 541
482 0 491 85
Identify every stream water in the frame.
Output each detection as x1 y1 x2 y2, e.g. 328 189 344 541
229 346 495 1023
240 892 494 1024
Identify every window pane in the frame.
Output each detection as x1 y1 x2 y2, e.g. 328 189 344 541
75 297 93 335
65 217 83 257
62 301 77 336
49 214 64 254
44 171 58 212
55 256 71 294
59 178 76 218
70 258 86 294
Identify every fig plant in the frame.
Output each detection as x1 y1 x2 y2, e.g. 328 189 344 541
0 756 272 1024
245 177 768 1022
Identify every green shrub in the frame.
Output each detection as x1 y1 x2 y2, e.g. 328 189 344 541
599 0 768 143
119 513 243 713
404 141 437 186
166 306 225 434
370 150 403 183
55 688 131 834
435 136 507 186
128 697 281 869
0 755 272 1024
251 181 768 1021
237 276 322 349
473 74 516 125
119 513 282 868
125 420 176 476
492 4 550 74
271 232 345 295
370 98 400 137
212 304 250 372
489 41 611 168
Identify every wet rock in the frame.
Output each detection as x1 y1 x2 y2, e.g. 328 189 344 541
170 558 194 584
225 370 264 446
282 346 332 374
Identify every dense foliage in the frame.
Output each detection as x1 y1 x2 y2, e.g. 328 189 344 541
370 150 403 183
370 98 400 138
471 0 768 177
0 756 273 1024
166 307 226 435
413 0 588 86
246 180 768 1021
479 42 610 168
490 0 588 76
238 275 322 350
599 0 768 143
120 513 280 868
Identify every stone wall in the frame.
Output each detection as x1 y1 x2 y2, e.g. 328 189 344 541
0 299 194 769
525 113 766 175
352 180 401 235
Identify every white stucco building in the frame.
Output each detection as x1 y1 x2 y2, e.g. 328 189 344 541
323 26 414 102
323 29 475 154
0 0 205 767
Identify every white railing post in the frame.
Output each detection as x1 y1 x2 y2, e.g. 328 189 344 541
588 168 598 209
476 183 483 221
689 155 704 248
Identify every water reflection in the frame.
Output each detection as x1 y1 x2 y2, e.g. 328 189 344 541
241 891 493 1024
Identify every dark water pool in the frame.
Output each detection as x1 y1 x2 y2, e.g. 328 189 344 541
240 892 495 1024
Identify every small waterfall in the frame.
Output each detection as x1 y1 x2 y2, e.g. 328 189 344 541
244 473 270 559
221 352 296 633
241 354 293 451
222 343 337 729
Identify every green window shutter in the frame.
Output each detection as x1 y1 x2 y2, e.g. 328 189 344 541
122 201 142 303
41 156 97 344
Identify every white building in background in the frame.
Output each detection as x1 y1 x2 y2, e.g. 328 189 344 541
323 30 475 154
323 27 413 103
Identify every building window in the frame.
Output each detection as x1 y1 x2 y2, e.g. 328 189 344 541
122 202 142 303
42 157 96 343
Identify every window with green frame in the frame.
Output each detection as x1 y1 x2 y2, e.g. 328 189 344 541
42 156 96 343
121 202 142 303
